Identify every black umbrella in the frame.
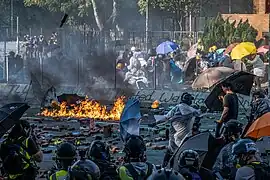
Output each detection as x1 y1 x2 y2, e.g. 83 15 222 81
0 103 30 137
170 131 216 170
205 71 255 112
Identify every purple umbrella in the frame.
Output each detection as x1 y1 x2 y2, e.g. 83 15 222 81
156 41 179 54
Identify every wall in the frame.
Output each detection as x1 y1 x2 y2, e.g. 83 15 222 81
0 84 251 108
222 14 269 38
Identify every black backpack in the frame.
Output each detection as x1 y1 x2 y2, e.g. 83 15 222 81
249 162 270 180
124 162 154 180
0 138 31 175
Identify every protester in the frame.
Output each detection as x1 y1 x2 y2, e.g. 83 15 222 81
232 139 270 180
150 168 185 180
213 120 243 179
87 140 118 180
247 54 265 90
216 82 239 138
207 46 218 66
49 142 76 179
149 92 201 167
250 90 270 122
219 54 234 68
118 135 155 180
178 150 203 180
241 90 270 138
69 157 100 180
0 120 43 180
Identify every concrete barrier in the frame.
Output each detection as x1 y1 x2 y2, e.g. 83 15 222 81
0 83 251 108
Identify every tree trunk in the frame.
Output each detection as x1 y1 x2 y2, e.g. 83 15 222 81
91 0 104 31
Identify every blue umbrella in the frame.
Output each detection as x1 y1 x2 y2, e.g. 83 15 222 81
156 41 179 54
120 98 141 142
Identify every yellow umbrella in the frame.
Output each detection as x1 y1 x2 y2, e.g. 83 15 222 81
230 42 256 60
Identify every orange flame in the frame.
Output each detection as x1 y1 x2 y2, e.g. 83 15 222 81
40 96 125 121
151 100 160 109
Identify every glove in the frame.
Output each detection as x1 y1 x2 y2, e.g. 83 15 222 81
215 120 223 124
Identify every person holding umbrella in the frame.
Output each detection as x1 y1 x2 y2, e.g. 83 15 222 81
216 82 239 138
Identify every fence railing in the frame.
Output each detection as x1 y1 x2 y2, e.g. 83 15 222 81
0 30 204 89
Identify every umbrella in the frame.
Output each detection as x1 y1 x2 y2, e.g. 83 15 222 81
245 112 270 139
224 43 239 55
205 71 255 111
170 131 216 170
0 103 30 137
187 43 198 59
57 94 86 105
183 57 197 81
216 48 226 55
119 98 141 142
192 67 235 89
231 42 256 60
257 45 269 55
156 41 178 54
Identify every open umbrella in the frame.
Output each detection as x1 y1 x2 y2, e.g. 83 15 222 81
224 43 239 55
187 43 198 59
231 42 256 60
192 67 235 90
257 45 269 55
0 103 30 137
170 131 216 170
119 98 141 142
245 112 270 139
156 41 179 55
205 71 255 111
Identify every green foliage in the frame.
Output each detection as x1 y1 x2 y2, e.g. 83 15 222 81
201 14 258 50
138 0 201 17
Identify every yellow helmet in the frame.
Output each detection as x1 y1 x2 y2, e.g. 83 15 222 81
116 63 124 69
209 45 217 52
197 38 202 43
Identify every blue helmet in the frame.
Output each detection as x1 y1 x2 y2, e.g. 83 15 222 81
232 139 258 156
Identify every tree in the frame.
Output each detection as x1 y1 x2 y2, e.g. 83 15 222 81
24 0 121 31
138 0 207 31
201 14 258 50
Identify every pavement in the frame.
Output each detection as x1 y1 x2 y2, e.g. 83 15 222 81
18 106 252 179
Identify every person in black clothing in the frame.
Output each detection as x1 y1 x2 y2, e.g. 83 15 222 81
216 82 239 138
0 120 43 180
87 140 118 180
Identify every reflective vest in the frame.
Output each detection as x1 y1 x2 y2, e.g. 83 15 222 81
49 170 69 180
7 137 32 180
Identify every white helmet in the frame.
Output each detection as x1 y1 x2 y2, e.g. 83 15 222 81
131 46 136 52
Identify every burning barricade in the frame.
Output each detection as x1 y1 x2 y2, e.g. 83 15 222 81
40 96 126 121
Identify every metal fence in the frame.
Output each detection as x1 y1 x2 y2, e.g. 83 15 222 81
57 29 203 55
0 30 203 89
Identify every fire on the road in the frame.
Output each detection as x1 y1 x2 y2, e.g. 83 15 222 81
40 96 125 120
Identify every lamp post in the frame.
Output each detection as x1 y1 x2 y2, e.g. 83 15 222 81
146 0 150 51
10 0 14 37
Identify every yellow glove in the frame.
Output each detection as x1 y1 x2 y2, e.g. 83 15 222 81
216 120 223 124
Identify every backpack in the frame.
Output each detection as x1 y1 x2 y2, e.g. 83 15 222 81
124 162 154 180
249 162 270 180
180 167 202 180
0 138 31 175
